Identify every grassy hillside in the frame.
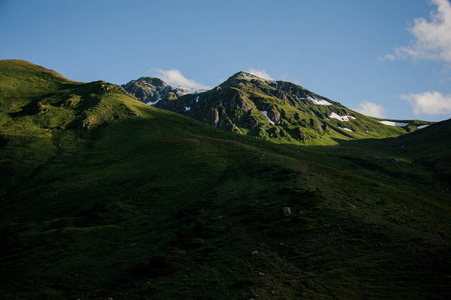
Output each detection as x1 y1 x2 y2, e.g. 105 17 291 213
153 72 431 145
0 60 450 299
358 119 451 187
0 59 144 195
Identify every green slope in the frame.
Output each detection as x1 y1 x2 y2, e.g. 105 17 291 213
0 59 146 194
153 71 432 145
1 60 450 299
357 119 451 186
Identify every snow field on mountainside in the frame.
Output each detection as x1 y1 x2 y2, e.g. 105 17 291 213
329 112 357 122
299 95 332 106
261 111 275 125
417 124 430 129
379 121 409 127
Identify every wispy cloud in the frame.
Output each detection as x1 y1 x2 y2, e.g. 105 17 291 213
380 54 395 61
150 68 211 89
353 100 386 118
401 90 451 115
281 74 301 85
384 0 451 62
247 69 274 80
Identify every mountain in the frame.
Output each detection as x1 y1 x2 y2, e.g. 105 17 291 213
1 60 450 299
122 77 207 105
125 71 431 145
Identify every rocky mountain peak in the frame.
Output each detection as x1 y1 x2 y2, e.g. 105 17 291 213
122 77 183 105
122 76 209 105
219 71 273 89
233 71 269 81
123 71 424 144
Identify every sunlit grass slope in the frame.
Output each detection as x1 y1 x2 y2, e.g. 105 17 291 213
0 60 450 299
155 71 432 146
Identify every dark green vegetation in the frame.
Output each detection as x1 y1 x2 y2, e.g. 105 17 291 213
1 60 450 299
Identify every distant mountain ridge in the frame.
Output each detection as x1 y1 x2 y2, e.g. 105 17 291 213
122 77 207 105
124 71 431 144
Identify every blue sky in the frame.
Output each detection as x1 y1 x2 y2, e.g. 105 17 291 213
1 0 450 121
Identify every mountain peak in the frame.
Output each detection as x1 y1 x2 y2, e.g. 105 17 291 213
122 76 208 105
231 71 273 82
219 71 274 89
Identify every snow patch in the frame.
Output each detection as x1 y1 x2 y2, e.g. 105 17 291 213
144 85 165 106
417 124 430 129
379 121 409 127
195 96 199 103
311 98 333 106
304 95 333 106
340 127 354 132
169 84 208 95
261 111 275 125
185 106 191 111
146 93 162 106
329 112 357 122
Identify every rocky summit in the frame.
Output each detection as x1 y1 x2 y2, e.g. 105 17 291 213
122 77 180 105
122 77 207 106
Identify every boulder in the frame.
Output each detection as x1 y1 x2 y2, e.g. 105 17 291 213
283 207 292 216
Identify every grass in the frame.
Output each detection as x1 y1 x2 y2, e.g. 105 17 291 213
0 60 450 299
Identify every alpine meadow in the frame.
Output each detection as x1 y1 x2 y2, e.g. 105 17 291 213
0 59 450 299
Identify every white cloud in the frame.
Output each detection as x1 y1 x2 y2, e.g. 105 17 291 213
379 54 395 61
353 100 386 118
247 69 274 80
150 68 211 89
281 74 301 85
389 0 451 62
401 90 451 115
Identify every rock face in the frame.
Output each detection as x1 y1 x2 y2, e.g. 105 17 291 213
122 77 191 105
